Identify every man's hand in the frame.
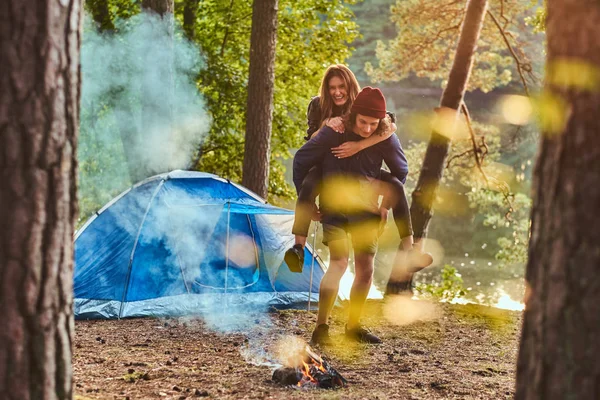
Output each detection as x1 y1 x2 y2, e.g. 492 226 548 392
378 207 389 237
331 141 363 158
325 117 345 133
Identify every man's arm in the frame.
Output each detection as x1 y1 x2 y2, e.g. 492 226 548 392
293 126 338 193
380 134 409 184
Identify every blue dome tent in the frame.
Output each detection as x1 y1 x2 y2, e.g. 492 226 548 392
74 170 326 319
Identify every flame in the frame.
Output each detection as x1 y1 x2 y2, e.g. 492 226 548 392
297 346 327 387
271 338 345 388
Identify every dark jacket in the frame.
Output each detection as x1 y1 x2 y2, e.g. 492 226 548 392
305 96 341 140
293 126 408 221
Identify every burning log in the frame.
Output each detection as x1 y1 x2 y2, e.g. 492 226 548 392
272 344 347 389
272 367 302 385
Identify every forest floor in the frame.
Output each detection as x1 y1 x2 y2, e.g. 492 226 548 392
73 297 521 400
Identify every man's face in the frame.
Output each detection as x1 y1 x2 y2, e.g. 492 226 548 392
353 114 380 138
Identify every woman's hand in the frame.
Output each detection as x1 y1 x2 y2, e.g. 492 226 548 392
325 117 345 133
381 116 397 139
331 141 363 158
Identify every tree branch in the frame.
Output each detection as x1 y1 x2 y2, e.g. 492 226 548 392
487 9 531 97
220 0 236 57
461 102 514 220
446 148 474 169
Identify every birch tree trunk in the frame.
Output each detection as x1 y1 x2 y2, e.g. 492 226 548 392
516 1 600 398
387 0 488 294
0 0 81 398
242 0 279 199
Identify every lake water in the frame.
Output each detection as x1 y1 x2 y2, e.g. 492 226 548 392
306 226 526 311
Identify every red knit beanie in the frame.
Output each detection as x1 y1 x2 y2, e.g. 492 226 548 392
351 87 386 119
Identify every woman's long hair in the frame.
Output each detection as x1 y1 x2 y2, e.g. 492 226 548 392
318 65 360 127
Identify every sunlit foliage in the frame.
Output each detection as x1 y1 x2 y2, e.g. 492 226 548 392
400 110 531 267
524 1 545 33
415 265 467 301
80 0 359 211
365 0 542 93
191 0 360 202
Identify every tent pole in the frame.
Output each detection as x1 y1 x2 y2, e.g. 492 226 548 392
224 202 231 307
307 222 318 312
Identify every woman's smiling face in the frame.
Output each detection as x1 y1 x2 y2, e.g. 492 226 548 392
328 76 348 107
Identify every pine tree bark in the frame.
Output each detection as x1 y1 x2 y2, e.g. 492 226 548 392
386 0 488 295
516 1 600 398
0 0 81 398
242 0 279 198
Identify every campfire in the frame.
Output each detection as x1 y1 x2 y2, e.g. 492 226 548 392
272 343 347 389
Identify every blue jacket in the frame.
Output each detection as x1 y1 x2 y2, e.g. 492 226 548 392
293 126 408 219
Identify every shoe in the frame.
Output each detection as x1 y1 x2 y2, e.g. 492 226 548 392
284 244 305 273
385 279 413 295
406 248 433 273
310 324 332 346
345 325 382 344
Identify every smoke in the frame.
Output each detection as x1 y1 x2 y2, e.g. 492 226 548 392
78 11 209 223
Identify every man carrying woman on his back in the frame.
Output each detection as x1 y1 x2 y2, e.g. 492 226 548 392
285 65 433 344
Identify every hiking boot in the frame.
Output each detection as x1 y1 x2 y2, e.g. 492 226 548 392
310 324 332 346
385 279 414 295
345 325 382 344
406 248 433 273
284 244 305 273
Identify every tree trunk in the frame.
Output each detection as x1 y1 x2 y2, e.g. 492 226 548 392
0 0 81 398
241 0 279 198
142 0 174 15
183 0 199 42
386 0 488 295
85 0 114 31
516 1 600 398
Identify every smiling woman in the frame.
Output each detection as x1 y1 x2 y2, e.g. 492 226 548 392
327 76 349 107
305 64 360 140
